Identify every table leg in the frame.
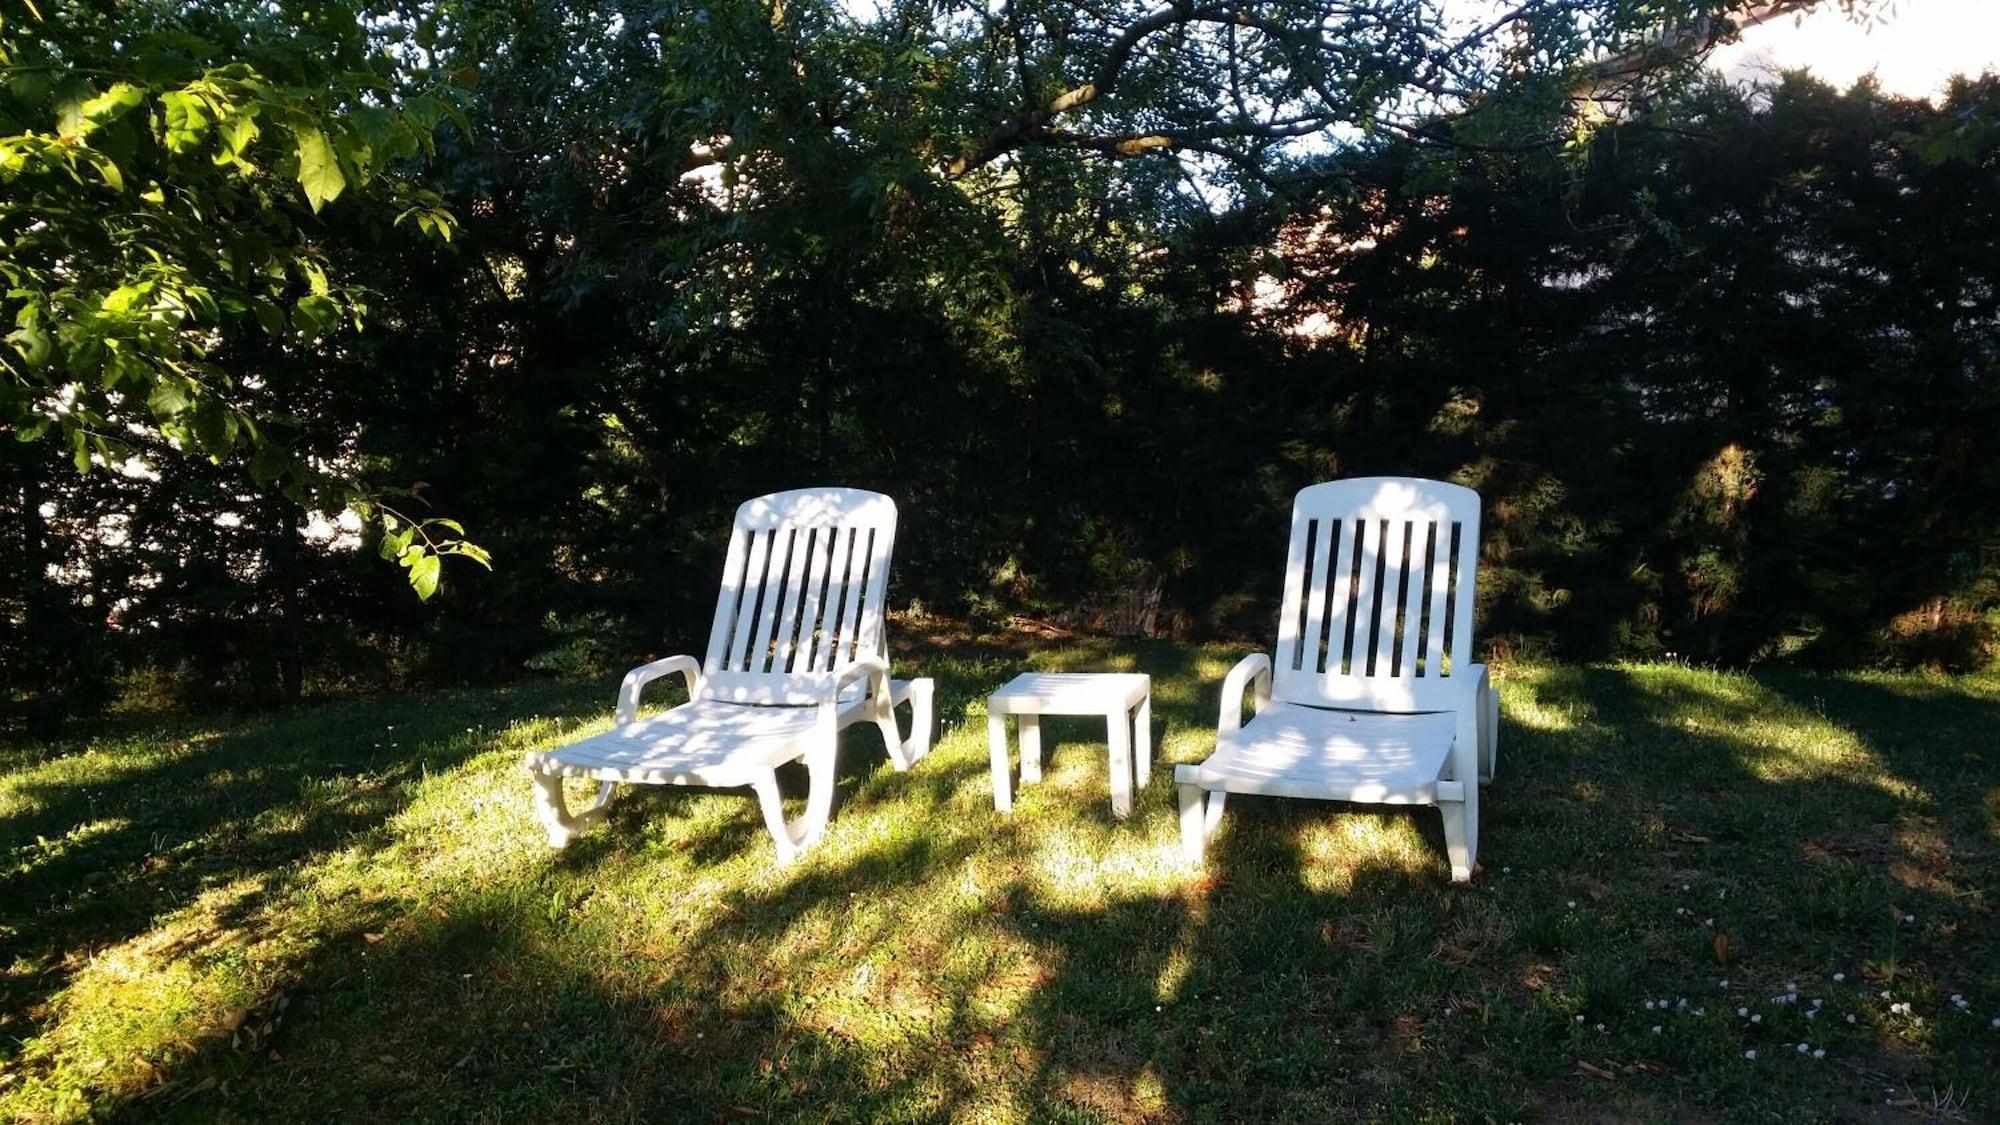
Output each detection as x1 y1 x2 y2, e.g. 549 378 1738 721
1019 714 1043 784
1134 695 1152 788
988 710 1012 813
1106 709 1133 818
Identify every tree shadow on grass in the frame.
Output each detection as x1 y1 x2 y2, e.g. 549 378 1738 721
0 681 603 1082
1493 663 1998 1114
13 655 1998 1121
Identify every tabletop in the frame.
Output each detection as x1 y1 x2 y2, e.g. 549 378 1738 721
988 672 1150 713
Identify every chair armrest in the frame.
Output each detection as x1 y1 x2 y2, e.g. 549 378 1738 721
615 655 702 725
818 656 890 706
1448 664 1493 784
1468 663 1496 781
1217 653 1273 737
1459 663 1489 704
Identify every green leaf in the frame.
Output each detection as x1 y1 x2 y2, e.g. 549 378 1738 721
442 541 493 569
80 83 147 134
102 282 153 313
409 552 441 600
218 111 259 160
292 127 345 212
55 82 91 139
349 104 416 162
5 323 51 368
377 526 413 561
88 151 124 191
251 299 286 335
160 90 211 154
293 293 340 340
147 377 191 418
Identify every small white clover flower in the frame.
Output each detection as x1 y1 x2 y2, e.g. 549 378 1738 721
1567 900 1577 908
1575 1015 1585 1023
1737 1007 1749 1018
1644 1000 1656 1011
1813 1048 1825 1059
1796 1043 1809 1054
1847 1015 1857 1025
1744 1049 1758 1060
1651 1025 1662 1034
1806 1010 1817 1021
1833 973 1845 983
1751 1014 1763 1024
1719 980 1730 989
1596 1023 1606 1033
1991 1017 1999 1029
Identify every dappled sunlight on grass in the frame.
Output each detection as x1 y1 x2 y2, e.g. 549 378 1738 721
1500 668 1596 734
3 651 1997 1120
1293 813 1437 895
1619 664 1928 802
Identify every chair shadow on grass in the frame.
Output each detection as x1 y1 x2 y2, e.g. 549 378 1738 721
10 649 1994 1120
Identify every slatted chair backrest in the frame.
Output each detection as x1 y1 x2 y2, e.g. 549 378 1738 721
1271 477 1481 713
700 488 899 705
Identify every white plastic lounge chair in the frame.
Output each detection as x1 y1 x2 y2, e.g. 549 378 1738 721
1174 477 1497 882
524 488 936 863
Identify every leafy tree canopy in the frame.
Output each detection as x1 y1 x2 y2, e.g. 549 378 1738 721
1 0 481 597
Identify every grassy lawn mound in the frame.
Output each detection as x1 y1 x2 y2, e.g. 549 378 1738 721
2 641 1996 1121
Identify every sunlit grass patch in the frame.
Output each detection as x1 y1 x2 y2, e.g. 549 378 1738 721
2 652 1996 1121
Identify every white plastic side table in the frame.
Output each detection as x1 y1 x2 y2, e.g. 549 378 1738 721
987 672 1152 818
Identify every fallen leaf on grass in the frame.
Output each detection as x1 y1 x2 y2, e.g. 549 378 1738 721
1713 933 1730 963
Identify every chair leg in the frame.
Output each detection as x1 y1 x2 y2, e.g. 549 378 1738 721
1168 776 1232 860
751 744 840 865
1133 696 1152 788
527 762 608 849
905 678 935 762
1440 798 1479 884
1176 781 1207 862
799 744 837 849
1019 715 1042 784
874 696 911 772
988 710 1013 813
1480 684 1499 784
1107 709 1134 818
750 772 804 865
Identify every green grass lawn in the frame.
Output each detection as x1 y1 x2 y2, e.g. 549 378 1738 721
2 640 1996 1122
